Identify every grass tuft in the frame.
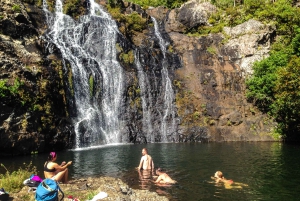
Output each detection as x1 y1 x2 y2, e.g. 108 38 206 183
0 162 38 193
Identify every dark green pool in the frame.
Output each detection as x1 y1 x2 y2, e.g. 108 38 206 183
1 142 300 200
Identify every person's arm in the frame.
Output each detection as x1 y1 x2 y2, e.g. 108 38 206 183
138 157 143 170
54 161 72 171
215 178 222 183
151 159 154 171
155 175 163 183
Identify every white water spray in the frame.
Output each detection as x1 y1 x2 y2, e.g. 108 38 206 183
151 17 177 141
43 0 124 147
135 51 154 142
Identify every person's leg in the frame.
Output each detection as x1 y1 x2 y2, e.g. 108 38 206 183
54 169 68 183
63 168 68 183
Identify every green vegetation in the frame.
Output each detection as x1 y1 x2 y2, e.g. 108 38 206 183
107 5 147 38
42 0 86 17
128 82 142 109
119 50 135 64
63 0 86 19
184 0 300 37
12 4 21 12
246 27 300 137
67 65 74 97
89 75 94 97
0 163 102 201
192 111 201 120
125 0 187 8
0 163 37 193
173 80 182 89
207 46 217 55
0 79 22 97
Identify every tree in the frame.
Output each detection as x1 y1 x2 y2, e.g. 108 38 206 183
246 50 290 111
292 28 300 56
272 56 300 136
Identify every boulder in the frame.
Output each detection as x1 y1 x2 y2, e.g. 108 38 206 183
177 0 216 29
222 19 275 74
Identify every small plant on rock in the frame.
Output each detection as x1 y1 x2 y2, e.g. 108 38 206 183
12 4 21 13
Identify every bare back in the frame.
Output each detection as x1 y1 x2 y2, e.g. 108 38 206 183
140 155 154 170
156 173 176 184
44 161 57 179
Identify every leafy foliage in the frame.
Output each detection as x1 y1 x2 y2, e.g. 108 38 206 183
246 30 300 137
0 79 22 97
107 5 147 38
271 56 300 134
63 0 86 19
187 0 300 37
0 163 37 193
246 50 290 110
126 0 188 8
12 4 21 12
292 28 300 56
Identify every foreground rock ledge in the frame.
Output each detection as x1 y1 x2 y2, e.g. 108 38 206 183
11 176 169 201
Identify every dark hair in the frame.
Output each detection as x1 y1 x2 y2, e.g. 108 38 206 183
48 152 56 161
157 167 163 172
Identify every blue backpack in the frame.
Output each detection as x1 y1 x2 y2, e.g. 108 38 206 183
35 179 64 201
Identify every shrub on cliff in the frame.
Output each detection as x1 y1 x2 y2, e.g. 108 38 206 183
0 79 22 98
246 29 300 138
126 0 188 8
107 5 147 39
272 56 300 136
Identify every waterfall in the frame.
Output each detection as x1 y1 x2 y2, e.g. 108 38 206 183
135 51 154 142
43 0 124 147
151 17 177 142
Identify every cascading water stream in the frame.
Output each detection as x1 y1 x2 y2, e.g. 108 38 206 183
135 51 154 142
151 17 177 141
43 0 124 147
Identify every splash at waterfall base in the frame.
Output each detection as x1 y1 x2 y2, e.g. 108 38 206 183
12 177 169 201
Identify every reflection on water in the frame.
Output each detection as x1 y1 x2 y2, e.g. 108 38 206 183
1 142 300 201
138 170 153 190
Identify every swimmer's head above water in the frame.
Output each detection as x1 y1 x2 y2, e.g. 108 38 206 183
214 171 223 179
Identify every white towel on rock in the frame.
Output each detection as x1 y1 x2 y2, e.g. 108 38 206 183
90 192 108 201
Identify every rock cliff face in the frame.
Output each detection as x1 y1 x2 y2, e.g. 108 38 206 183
157 1 276 141
0 0 74 156
0 0 279 156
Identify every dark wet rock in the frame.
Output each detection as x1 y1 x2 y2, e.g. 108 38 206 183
0 0 74 156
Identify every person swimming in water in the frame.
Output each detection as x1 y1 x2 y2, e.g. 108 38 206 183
212 171 233 184
154 168 177 184
212 171 248 189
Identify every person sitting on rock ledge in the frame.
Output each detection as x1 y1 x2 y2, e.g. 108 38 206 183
44 152 72 184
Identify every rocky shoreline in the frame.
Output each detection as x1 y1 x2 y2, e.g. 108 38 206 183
10 176 169 201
